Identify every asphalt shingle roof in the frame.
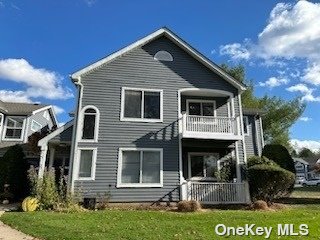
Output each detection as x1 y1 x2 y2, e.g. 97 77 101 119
0 100 48 115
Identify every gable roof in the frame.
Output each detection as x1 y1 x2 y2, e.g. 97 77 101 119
0 100 48 115
71 27 246 91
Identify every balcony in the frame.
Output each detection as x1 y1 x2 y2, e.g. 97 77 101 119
181 114 242 140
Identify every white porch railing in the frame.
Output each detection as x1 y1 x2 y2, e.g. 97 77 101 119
182 114 238 137
183 181 249 204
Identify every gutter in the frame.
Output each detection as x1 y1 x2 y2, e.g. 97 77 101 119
68 75 83 193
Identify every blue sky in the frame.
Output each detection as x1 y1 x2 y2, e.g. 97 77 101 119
0 0 319 150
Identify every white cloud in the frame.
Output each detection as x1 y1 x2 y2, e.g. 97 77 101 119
0 90 32 103
290 139 320 153
302 62 320 86
299 117 312 122
220 1 320 90
58 122 66 127
219 42 251 61
259 77 289 88
52 105 65 115
286 84 312 94
0 58 73 101
84 0 97 7
286 83 320 102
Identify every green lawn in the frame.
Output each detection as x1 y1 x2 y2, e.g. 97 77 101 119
2 205 320 240
291 186 320 198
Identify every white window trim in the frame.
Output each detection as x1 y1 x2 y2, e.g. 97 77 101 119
243 116 249 136
76 147 97 181
31 119 42 132
2 116 26 141
186 99 217 117
120 87 163 123
79 105 100 142
117 147 163 188
187 152 220 180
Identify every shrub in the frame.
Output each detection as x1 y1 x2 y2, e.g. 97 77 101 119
28 166 58 210
21 197 39 212
262 144 295 173
0 145 28 200
248 164 295 202
177 200 201 212
216 159 236 182
28 166 83 212
247 156 278 168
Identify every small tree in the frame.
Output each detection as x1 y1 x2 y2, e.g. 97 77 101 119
262 144 296 173
0 145 28 200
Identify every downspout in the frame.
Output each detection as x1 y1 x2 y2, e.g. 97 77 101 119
68 76 83 193
254 114 262 156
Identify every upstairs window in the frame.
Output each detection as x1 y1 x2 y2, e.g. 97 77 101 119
3 116 25 140
154 51 173 62
0 114 3 134
81 106 99 141
121 88 163 122
187 100 216 117
31 120 42 132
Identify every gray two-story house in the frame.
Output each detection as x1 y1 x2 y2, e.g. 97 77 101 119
38 28 264 205
0 100 57 159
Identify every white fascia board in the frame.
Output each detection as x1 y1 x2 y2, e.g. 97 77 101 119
70 28 246 91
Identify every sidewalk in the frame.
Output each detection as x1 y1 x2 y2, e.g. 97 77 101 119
0 207 37 240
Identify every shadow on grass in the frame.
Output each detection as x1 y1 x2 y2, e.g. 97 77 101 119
275 198 320 205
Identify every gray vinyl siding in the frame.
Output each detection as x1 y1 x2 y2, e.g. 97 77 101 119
26 109 55 138
244 114 263 157
75 36 244 202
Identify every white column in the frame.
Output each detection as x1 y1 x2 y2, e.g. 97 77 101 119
38 145 48 179
48 146 56 169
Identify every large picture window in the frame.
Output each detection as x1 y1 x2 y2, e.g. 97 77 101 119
77 148 97 180
117 148 163 187
3 116 25 140
81 106 99 142
121 88 163 122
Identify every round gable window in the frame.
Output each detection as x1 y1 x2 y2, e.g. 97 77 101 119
154 51 173 62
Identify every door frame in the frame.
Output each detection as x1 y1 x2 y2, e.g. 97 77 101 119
187 152 220 180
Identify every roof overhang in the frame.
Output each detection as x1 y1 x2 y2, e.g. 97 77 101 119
70 27 247 92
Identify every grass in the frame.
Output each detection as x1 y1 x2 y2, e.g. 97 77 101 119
2 205 320 240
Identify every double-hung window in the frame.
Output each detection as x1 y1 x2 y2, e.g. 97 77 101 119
3 116 25 140
121 87 163 122
117 148 163 187
77 148 97 180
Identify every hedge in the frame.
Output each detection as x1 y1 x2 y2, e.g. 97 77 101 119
248 164 295 202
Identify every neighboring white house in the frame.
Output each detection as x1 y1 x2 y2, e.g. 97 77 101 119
293 158 309 180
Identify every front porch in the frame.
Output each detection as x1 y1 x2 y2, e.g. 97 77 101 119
180 139 250 204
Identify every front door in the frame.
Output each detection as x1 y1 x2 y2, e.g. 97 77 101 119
188 153 220 181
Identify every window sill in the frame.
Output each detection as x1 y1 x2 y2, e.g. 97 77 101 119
75 177 95 181
120 118 163 123
78 139 98 143
2 138 23 141
117 183 163 188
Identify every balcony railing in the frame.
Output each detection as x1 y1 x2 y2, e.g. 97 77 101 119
182 114 240 139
